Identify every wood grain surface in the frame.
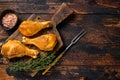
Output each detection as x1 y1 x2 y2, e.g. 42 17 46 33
0 0 120 80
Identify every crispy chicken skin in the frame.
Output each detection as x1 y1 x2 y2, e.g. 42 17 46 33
22 33 57 51
18 20 51 36
1 40 39 59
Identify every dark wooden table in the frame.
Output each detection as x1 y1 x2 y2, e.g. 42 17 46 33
0 0 120 80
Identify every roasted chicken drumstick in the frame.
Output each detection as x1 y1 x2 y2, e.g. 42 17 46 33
18 20 51 36
22 33 57 51
1 40 39 59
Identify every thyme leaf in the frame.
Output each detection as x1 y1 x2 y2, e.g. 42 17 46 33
8 52 55 72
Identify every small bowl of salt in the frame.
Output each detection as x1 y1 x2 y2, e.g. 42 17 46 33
0 9 19 31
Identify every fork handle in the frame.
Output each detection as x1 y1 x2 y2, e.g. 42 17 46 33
42 53 63 75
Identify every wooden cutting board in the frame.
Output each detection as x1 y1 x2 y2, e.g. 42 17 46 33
5 3 73 77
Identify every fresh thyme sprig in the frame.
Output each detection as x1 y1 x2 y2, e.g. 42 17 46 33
8 52 55 72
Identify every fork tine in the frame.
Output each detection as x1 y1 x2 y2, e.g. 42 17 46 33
72 29 85 42
73 31 86 44
72 29 86 44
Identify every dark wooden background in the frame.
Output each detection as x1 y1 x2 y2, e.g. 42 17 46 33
0 0 120 80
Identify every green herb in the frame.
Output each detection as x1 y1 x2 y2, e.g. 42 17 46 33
8 52 55 72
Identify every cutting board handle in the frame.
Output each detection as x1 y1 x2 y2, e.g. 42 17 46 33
51 3 73 26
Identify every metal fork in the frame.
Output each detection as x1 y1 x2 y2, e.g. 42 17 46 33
42 29 87 75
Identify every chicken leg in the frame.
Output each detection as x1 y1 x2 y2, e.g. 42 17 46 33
22 33 57 51
1 40 39 59
18 20 52 36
